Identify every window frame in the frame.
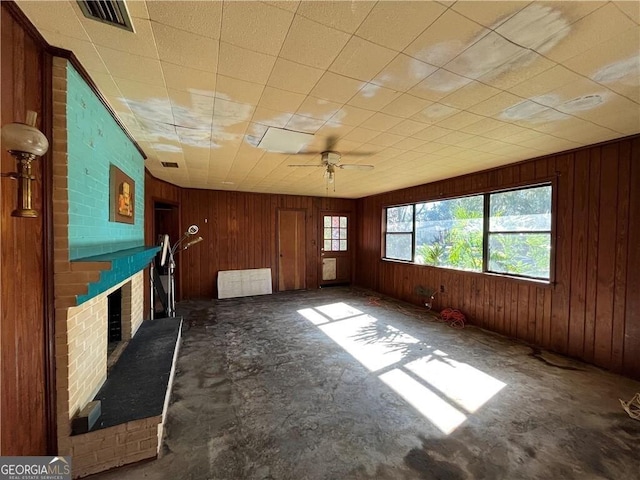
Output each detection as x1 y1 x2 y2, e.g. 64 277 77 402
323 215 348 252
382 181 554 283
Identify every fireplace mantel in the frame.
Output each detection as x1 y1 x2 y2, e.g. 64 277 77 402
56 246 159 307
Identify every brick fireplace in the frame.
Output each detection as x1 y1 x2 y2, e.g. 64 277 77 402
51 57 171 477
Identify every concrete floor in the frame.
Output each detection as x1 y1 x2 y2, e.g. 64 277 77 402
90 287 640 480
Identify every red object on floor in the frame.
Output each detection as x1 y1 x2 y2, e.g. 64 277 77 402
440 308 466 329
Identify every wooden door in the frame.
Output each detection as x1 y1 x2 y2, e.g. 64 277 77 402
319 212 352 286
278 209 306 291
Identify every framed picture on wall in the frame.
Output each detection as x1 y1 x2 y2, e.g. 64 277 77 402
110 164 135 224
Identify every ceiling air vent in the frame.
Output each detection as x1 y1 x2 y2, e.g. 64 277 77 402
77 0 134 32
161 162 179 168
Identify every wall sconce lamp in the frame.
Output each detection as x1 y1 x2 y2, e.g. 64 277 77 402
1 110 49 217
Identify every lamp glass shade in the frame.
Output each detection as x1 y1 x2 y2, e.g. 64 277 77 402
1 122 49 156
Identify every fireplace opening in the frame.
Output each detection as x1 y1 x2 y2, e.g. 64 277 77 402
107 288 122 356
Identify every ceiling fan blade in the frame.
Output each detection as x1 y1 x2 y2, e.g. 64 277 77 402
325 135 338 152
341 151 377 157
287 164 325 167
338 164 374 171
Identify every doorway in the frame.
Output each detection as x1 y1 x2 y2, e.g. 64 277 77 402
277 209 306 291
319 212 352 286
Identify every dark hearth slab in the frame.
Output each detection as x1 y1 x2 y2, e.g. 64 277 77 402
90 317 182 430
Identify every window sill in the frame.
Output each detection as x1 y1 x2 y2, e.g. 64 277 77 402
379 258 553 288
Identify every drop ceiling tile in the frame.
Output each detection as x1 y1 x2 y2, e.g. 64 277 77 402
405 9 489 67
495 2 604 51
393 137 427 151
329 36 397 83
412 142 449 154
372 54 438 92
215 75 265 105
542 3 636 63
436 111 484 130
360 113 403 132
459 117 507 135
296 1 375 34
328 105 376 127
91 73 121 98
258 87 306 114
348 84 403 111
162 62 216 97
280 16 351 69
82 17 158 59
314 123 356 141
381 94 433 119
310 72 363 104
568 93 640 134
343 127 380 144
478 52 556 91
146 1 222 39
440 81 501 110
436 131 476 146
267 58 324 95
413 125 453 142
113 77 169 102
251 106 294 128
411 103 461 124
407 69 473 102
285 115 326 134
43 33 109 74
213 98 255 123
451 1 528 29
564 27 640 103
467 91 524 117
17 1 89 41
296 97 343 121
218 42 277 84
221 2 293 56
387 119 430 136
97 46 165 86
445 32 527 80
263 1 300 13
356 1 447 51
614 1 640 24
153 23 218 72
508 65 584 99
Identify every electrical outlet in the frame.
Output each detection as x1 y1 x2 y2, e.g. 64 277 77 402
440 285 445 293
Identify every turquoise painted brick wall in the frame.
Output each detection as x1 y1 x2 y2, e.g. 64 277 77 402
66 64 145 260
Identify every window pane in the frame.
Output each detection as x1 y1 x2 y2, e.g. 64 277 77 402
490 185 551 231
324 240 332 251
339 240 347 251
324 228 332 240
332 217 340 228
385 234 412 261
339 227 347 240
332 240 340 250
340 217 347 228
414 196 484 272
324 216 331 227
488 233 550 279
386 205 413 232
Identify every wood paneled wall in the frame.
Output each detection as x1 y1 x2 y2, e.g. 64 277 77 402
355 136 640 379
178 189 356 299
144 171 181 313
1 2 53 454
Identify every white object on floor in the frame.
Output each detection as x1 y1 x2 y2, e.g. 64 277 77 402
217 268 272 299
620 393 640 421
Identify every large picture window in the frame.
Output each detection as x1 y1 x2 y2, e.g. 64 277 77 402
383 184 552 281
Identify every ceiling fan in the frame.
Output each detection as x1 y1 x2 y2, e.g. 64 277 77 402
287 136 374 185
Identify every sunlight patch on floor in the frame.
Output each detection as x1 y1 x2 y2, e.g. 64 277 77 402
298 301 506 435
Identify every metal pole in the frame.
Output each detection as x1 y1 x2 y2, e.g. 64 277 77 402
149 262 155 320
